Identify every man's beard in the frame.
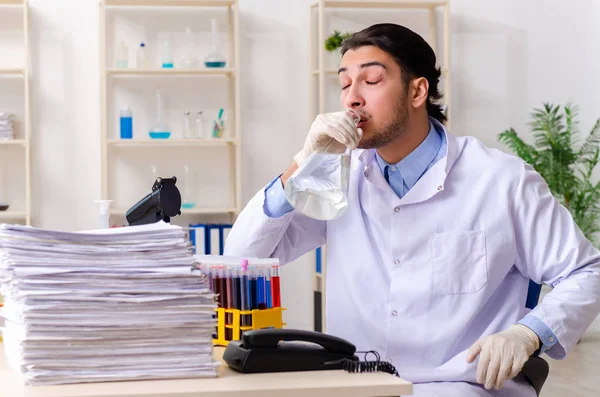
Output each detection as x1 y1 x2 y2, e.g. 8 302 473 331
358 99 409 149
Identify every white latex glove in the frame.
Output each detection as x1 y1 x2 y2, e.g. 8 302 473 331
466 324 540 390
293 111 363 167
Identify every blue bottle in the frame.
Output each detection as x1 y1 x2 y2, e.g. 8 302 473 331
120 106 133 139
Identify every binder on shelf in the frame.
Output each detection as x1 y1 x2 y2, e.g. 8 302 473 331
190 223 233 255
189 224 207 254
219 224 232 255
207 225 220 255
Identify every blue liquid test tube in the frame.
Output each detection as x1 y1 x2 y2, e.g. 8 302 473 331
265 266 272 309
257 265 266 310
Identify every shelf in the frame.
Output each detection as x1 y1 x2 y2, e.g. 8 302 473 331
0 68 25 76
312 0 447 8
0 139 27 147
107 138 236 147
0 211 27 220
105 0 235 7
312 69 338 76
110 207 238 216
106 68 235 77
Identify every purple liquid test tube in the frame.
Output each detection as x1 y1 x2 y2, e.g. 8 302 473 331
240 259 250 329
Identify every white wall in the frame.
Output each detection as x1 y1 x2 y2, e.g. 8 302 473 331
1 0 599 330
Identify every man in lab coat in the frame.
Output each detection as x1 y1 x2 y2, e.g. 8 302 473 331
224 23 600 396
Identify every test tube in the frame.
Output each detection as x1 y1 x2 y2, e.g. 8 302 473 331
231 265 241 311
257 264 267 310
225 265 233 340
240 259 250 329
265 266 272 309
271 264 281 308
248 265 258 311
213 265 223 306
205 262 213 292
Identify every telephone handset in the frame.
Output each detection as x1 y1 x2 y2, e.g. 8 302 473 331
223 328 398 376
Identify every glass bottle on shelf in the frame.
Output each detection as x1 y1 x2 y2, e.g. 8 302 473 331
183 111 193 139
136 42 149 69
204 19 226 68
194 111 206 139
116 41 128 68
149 90 171 139
181 165 196 209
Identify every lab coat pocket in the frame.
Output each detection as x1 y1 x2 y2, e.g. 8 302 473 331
432 230 488 294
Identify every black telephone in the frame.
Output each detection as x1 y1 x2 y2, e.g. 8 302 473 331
223 328 398 376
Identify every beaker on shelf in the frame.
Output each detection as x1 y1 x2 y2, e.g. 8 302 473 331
181 165 196 209
180 27 199 69
284 109 360 221
149 90 171 139
204 19 226 68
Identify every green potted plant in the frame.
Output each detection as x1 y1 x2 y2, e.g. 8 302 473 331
498 103 600 246
324 30 352 67
324 30 352 52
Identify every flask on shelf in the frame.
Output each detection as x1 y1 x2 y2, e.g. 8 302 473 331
160 33 173 68
204 19 226 68
149 90 171 139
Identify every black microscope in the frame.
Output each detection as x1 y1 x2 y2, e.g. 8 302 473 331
126 176 182 226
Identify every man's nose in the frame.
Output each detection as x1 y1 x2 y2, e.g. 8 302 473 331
344 86 365 109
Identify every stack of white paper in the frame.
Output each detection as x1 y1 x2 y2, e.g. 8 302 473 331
0 113 14 140
0 221 218 385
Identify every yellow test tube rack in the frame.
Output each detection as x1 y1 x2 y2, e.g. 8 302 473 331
213 307 286 346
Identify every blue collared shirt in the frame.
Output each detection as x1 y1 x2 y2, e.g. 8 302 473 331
263 120 557 354
374 122 445 198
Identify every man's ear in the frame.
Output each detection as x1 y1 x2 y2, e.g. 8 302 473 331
410 77 429 109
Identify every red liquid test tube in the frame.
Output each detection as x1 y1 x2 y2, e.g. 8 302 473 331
271 264 281 308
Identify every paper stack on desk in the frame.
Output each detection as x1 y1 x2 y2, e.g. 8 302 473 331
0 221 218 385
0 113 14 140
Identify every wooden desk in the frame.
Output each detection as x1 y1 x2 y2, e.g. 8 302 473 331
0 345 413 397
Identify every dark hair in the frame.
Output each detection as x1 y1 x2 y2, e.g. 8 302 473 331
341 23 447 124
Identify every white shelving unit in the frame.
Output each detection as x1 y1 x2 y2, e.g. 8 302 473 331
309 0 450 331
99 0 241 224
0 0 32 226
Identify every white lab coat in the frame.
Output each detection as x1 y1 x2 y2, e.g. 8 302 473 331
225 120 600 396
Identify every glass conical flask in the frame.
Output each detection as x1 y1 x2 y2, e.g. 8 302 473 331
149 90 171 139
204 18 226 68
180 27 199 68
284 109 360 221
